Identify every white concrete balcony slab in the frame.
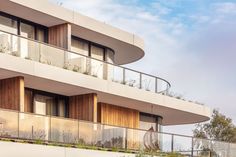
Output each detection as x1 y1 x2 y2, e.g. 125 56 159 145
0 30 210 125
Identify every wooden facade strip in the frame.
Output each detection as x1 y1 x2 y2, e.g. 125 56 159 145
98 103 140 129
68 93 97 122
0 77 24 111
24 89 33 113
48 23 71 49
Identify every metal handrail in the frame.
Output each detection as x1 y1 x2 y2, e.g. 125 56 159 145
0 107 234 145
0 29 171 94
0 108 235 156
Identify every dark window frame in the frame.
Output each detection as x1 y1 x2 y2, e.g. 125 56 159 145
0 11 114 61
139 112 163 131
140 112 163 121
25 88 69 117
0 11 48 43
72 35 115 61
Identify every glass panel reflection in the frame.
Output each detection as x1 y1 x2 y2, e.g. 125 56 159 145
78 121 102 146
125 69 140 88
19 113 50 140
20 22 35 39
173 135 192 153
0 15 17 34
51 117 78 143
0 108 236 155
40 44 65 67
0 110 18 138
103 125 126 149
0 32 18 55
141 74 156 92
71 38 88 56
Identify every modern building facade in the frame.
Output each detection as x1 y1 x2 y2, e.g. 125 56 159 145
0 0 226 156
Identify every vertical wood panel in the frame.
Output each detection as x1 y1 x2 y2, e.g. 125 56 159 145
68 93 97 122
24 89 33 113
98 103 139 129
48 23 71 50
0 77 24 111
19 78 24 112
98 103 140 150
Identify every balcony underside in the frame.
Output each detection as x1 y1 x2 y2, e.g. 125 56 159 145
0 54 210 125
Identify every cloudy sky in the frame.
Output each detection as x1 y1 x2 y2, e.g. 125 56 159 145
51 0 236 135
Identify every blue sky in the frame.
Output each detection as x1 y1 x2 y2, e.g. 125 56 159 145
51 0 236 135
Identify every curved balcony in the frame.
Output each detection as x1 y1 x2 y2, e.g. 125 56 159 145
0 29 171 94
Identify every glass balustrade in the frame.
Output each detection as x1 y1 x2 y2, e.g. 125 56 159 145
173 135 193 155
78 121 102 146
124 69 141 89
19 113 50 140
110 65 124 83
161 133 173 152
51 116 78 144
141 74 156 93
0 30 171 95
102 125 126 149
0 108 235 156
0 109 18 138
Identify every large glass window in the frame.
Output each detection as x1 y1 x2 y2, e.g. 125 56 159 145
34 94 54 115
19 22 48 58
70 37 116 79
90 45 104 78
71 37 89 56
71 36 114 63
19 22 35 58
139 113 162 132
25 89 68 117
0 14 17 34
0 13 48 42
58 99 66 117
0 15 18 54
106 48 115 63
91 45 104 60
36 27 46 42
20 22 35 39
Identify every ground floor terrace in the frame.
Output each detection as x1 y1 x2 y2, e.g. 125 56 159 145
0 77 235 157
0 107 236 157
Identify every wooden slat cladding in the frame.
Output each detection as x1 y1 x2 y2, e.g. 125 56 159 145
69 93 97 122
48 23 71 49
98 103 140 129
0 77 24 111
24 89 33 113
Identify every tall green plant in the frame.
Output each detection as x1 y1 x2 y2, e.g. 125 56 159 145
193 109 236 142
193 109 236 156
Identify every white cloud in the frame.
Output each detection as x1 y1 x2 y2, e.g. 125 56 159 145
214 2 236 14
136 12 159 22
151 2 172 15
189 15 210 23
